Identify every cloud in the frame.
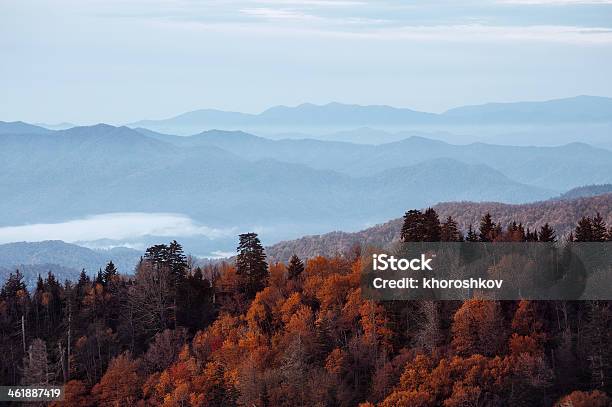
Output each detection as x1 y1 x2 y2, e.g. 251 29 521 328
499 0 612 4
360 24 612 43
0 213 235 245
209 250 235 259
253 0 365 6
167 15 612 44
240 7 322 21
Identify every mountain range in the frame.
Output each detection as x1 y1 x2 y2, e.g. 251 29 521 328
131 95 612 128
0 123 566 237
2 96 611 254
2 121 611 251
137 128 612 191
128 96 612 138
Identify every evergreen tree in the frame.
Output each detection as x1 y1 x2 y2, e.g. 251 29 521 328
144 241 188 283
76 269 91 298
479 213 496 242
400 210 425 242
287 255 305 280
236 233 269 298
591 213 607 242
574 216 593 242
525 227 538 242
167 240 188 280
102 261 118 285
0 270 27 299
95 269 104 285
538 223 556 242
466 225 479 242
441 216 462 241
422 208 442 241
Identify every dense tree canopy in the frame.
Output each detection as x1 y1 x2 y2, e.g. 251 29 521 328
0 213 610 406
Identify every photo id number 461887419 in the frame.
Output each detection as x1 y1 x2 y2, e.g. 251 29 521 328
0 386 64 402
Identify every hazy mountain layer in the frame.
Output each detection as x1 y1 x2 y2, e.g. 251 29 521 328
0 124 554 237
138 128 612 191
129 96 612 136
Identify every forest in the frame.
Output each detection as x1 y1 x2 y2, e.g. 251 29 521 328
0 209 611 406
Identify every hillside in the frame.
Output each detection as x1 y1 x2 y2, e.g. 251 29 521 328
266 193 612 262
0 241 142 287
555 184 612 200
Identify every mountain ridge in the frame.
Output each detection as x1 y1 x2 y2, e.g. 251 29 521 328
128 96 612 134
266 193 612 262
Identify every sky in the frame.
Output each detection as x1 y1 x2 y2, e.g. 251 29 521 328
2 0 612 124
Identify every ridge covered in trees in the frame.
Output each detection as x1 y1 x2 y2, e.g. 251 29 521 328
267 193 612 262
0 214 610 406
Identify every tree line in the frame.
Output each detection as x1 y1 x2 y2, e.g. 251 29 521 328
401 208 612 243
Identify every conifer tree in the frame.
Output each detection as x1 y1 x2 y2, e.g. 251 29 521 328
287 255 305 280
102 261 118 285
479 213 496 242
574 216 593 242
236 233 269 298
423 208 442 241
95 269 104 285
538 223 556 242
400 210 425 242
466 225 479 242
167 240 188 280
441 216 462 241
591 213 607 242
525 228 538 242
0 270 27 299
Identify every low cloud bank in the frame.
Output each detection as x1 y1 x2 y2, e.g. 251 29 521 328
0 213 235 245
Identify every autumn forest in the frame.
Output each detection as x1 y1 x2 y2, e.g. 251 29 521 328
1 209 611 406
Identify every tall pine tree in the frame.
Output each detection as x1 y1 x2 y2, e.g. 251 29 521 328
538 223 556 242
287 255 305 280
466 225 479 242
479 213 496 242
236 233 269 299
441 216 462 241
423 208 442 241
400 210 426 242
102 261 118 285
574 216 593 242
591 213 607 242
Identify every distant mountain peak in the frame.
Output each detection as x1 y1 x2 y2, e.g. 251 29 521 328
0 120 52 135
